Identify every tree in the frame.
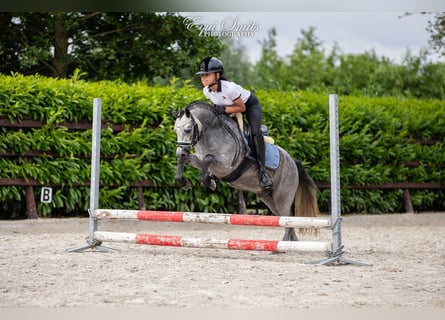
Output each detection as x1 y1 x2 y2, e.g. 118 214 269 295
286 26 334 91
427 12 445 57
248 21 445 99
332 50 388 96
0 13 55 75
0 12 223 83
218 37 253 87
252 28 285 89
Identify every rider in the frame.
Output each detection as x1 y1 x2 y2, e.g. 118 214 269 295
196 56 273 191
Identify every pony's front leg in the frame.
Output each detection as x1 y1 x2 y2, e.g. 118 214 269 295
175 162 191 190
175 147 192 190
187 154 216 190
200 154 217 191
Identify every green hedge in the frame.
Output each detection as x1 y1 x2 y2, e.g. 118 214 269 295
262 91 444 213
0 74 444 218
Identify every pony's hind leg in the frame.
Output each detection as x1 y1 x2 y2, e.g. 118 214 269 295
283 227 298 241
259 193 298 242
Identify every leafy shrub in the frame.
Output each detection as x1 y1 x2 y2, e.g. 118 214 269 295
0 74 443 218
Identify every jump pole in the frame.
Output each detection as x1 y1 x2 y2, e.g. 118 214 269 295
67 98 112 253
93 209 332 229
94 231 332 253
312 94 371 266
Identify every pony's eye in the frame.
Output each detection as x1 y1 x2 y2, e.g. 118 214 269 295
184 128 192 134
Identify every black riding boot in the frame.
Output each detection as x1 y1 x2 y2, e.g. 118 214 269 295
253 134 273 190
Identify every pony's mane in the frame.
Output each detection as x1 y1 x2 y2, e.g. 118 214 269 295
185 100 214 113
184 100 241 134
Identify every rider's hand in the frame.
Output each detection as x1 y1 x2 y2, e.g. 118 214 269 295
214 104 226 114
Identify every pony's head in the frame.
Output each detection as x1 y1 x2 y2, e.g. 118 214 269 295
173 108 198 147
172 101 216 148
172 106 200 162
172 100 226 161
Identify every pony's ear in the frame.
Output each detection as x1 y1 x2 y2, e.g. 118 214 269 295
171 108 182 119
185 108 191 117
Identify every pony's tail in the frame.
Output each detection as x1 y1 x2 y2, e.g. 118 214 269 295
294 159 320 236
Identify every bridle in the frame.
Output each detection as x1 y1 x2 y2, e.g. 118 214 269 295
175 112 202 148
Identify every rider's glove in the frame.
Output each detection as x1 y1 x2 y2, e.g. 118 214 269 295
214 104 226 114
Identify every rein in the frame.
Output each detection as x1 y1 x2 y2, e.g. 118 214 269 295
220 119 243 167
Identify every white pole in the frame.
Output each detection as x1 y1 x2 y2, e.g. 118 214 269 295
329 94 342 255
67 98 105 252
87 98 102 245
314 94 371 265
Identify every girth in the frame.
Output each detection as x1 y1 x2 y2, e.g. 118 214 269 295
220 156 256 183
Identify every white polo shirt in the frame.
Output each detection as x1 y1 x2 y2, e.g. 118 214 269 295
203 80 251 106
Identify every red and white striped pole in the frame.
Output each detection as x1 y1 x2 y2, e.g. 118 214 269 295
94 231 332 253
93 209 331 229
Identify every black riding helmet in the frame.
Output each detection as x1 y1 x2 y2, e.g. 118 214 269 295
196 57 224 75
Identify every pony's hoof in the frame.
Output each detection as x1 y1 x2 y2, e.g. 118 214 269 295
209 179 217 191
200 177 216 191
176 177 191 190
182 181 191 190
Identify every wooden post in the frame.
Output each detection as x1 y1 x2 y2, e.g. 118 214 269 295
23 156 38 219
404 189 414 213
137 186 146 210
25 185 38 219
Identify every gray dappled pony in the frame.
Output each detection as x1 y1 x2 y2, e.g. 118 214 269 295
173 101 319 241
